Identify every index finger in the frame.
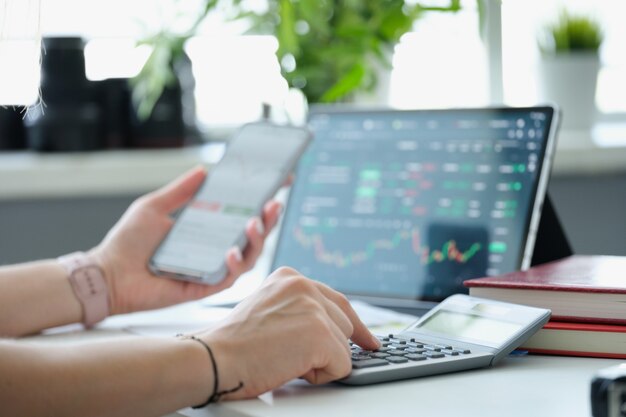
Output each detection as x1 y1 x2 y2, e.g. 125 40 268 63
261 200 283 235
145 166 207 214
313 282 380 351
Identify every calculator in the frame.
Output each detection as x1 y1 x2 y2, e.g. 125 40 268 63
341 294 551 385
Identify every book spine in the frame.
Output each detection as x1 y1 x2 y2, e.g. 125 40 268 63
549 315 626 326
521 347 626 360
468 288 626 325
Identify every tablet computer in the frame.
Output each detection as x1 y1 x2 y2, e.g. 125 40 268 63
271 106 559 313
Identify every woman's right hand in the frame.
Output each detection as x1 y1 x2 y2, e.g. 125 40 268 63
196 267 380 400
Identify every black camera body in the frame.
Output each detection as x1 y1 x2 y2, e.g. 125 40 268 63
591 364 626 417
5 37 193 152
0 106 26 150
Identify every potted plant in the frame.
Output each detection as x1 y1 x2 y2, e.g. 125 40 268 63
244 0 462 105
134 0 462 118
538 10 603 130
131 0 219 121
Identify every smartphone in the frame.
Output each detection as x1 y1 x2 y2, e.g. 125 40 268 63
149 122 313 284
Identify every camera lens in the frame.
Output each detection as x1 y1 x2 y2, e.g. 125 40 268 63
24 37 103 151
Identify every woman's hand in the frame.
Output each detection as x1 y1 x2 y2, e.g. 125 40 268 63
91 166 282 315
195 267 381 399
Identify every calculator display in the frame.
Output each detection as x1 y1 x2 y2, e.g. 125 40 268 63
415 310 523 345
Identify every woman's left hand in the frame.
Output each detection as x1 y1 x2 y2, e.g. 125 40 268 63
90 166 282 315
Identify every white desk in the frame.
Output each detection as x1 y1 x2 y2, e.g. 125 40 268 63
194 355 619 417
20 311 622 417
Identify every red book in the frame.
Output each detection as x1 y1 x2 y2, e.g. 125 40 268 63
520 321 626 359
463 255 626 325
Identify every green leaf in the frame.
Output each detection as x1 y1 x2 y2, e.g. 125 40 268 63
321 61 367 102
299 0 332 39
476 0 487 41
378 2 413 41
232 0 467 103
277 0 299 56
541 9 603 54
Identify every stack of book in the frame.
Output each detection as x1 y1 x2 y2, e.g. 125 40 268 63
464 255 626 359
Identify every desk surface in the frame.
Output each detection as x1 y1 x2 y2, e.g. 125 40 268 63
21 317 621 417
192 355 618 417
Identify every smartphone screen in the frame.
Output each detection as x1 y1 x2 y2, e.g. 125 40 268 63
150 123 312 284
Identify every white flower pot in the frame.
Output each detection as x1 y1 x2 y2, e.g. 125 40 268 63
538 52 600 130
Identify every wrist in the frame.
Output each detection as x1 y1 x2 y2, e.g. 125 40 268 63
173 337 215 407
87 247 120 315
199 330 248 401
58 251 110 327
179 333 245 406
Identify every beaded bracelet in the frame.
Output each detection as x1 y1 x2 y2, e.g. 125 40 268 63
177 334 244 408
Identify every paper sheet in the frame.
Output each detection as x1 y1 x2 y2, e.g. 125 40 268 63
99 302 232 338
115 298 418 339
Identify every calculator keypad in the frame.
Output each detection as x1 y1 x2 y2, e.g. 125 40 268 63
349 334 472 369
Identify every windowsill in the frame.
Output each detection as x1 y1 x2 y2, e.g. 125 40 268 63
0 123 625 201
0 143 225 200
553 123 626 176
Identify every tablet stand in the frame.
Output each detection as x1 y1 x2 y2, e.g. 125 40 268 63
530 193 573 266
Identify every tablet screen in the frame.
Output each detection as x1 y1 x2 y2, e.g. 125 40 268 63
272 107 556 302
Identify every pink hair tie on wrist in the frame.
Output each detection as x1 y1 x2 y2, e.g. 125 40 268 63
58 251 110 327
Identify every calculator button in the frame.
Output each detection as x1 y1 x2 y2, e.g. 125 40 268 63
405 354 427 361
390 343 407 349
441 349 459 356
375 347 391 353
387 350 406 356
405 347 426 354
371 352 390 359
351 353 372 361
389 339 406 344
352 359 389 369
424 345 442 352
386 356 409 364
406 342 424 348
453 348 471 354
380 341 392 347
423 351 446 359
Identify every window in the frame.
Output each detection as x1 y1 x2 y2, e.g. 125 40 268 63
390 1 488 109
2 0 625 134
501 0 626 115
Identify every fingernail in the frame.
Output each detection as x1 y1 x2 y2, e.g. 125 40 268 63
232 247 243 263
255 217 265 235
